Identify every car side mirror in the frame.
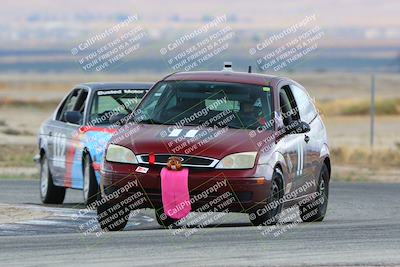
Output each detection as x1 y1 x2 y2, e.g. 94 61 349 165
288 120 310 134
64 111 82 124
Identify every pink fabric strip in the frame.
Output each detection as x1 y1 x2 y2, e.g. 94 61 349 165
160 167 191 220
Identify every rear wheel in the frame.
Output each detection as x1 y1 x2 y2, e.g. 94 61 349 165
83 154 98 206
40 154 66 204
299 164 329 222
97 198 129 231
249 169 284 226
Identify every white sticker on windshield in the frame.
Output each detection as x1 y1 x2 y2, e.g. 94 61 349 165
168 129 182 137
123 89 145 94
97 90 122 95
253 98 262 107
185 129 199 138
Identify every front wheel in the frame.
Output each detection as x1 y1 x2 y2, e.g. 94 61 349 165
40 154 66 204
299 164 330 222
249 169 284 226
155 208 179 228
97 198 129 231
83 154 98 206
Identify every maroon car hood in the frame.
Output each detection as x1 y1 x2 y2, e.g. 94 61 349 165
111 123 273 159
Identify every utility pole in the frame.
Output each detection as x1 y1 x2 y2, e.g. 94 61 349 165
370 74 375 148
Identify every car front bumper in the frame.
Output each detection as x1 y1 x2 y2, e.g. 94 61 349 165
100 163 274 213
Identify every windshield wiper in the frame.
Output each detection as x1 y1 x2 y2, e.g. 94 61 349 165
225 124 243 129
138 118 164 125
138 118 178 126
183 120 244 129
183 120 210 127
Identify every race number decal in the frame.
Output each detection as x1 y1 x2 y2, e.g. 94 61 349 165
296 143 304 176
53 132 66 168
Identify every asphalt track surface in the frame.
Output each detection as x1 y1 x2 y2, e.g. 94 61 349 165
0 179 399 266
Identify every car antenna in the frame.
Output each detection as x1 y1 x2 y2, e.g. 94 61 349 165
222 61 233 71
248 65 252 73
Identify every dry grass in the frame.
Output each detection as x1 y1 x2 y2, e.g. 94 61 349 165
330 145 400 183
1 128 34 136
318 98 400 116
0 144 37 167
331 146 400 168
0 97 58 109
292 72 400 101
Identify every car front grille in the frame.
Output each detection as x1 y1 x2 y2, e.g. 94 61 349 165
136 154 219 168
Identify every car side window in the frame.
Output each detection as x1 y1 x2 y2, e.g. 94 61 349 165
57 89 82 122
290 84 317 123
74 89 88 124
140 84 167 118
279 85 300 126
74 90 88 113
55 97 69 121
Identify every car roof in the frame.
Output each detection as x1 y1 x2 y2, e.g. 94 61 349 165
163 71 280 86
76 82 153 91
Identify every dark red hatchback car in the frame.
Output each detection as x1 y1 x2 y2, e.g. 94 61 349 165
97 67 331 231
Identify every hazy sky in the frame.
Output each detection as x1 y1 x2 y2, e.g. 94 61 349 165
2 0 400 29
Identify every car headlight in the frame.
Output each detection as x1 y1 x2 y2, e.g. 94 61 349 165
215 152 257 169
105 144 138 164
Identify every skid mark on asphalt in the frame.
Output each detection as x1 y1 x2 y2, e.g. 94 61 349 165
0 204 156 236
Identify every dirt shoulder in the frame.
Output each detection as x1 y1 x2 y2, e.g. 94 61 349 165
0 204 51 224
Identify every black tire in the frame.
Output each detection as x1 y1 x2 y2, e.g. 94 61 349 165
249 169 284 226
40 154 66 204
155 208 179 228
299 164 330 222
83 154 98 206
97 197 129 231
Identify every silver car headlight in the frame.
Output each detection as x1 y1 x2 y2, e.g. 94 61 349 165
105 144 138 164
215 152 258 169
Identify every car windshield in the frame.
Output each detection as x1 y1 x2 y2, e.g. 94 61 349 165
89 89 147 125
135 81 273 130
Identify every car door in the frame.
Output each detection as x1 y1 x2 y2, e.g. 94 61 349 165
289 84 320 195
63 88 88 188
47 89 78 185
277 84 304 197
50 88 88 187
